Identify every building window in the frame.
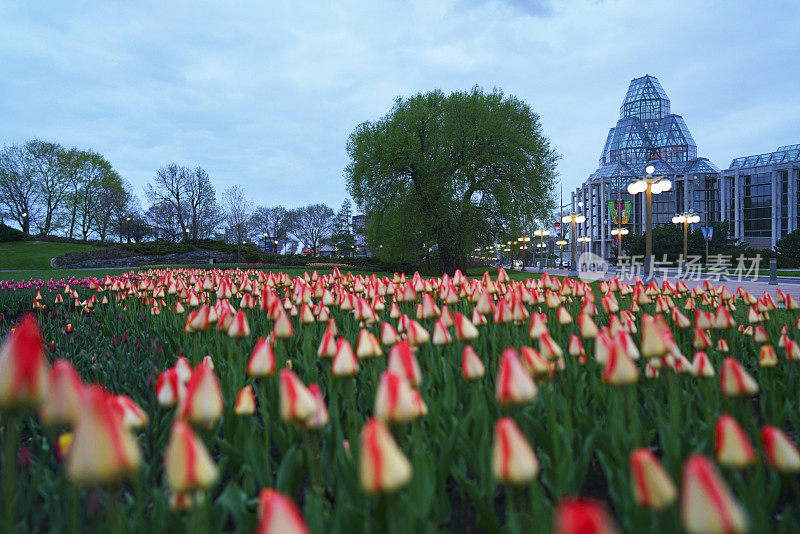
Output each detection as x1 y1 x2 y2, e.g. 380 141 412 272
780 170 788 237
743 173 771 237
727 177 735 224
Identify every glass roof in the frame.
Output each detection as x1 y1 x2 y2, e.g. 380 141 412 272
729 144 800 169
620 75 670 120
595 75 708 175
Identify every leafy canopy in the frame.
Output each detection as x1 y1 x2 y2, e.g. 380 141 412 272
346 86 558 273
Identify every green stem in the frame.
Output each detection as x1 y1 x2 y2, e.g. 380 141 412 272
303 431 325 496
547 382 560 498
70 485 80 533
3 414 21 533
260 380 273 485
385 493 403 534
108 484 124 534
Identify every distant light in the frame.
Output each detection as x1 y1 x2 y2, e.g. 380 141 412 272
645 165 655 175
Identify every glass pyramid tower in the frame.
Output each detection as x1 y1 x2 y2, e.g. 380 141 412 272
575 75 721 258
589 75 716 181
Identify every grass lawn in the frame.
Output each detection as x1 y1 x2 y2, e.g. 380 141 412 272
0 263 546 283
0 241 98 270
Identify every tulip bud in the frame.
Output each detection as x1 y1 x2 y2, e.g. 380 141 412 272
528 312 548 339
256 488 310 534
720 358 759 398
405 320 430 345
496 348 538 406
109 395 149 429
164 419 218 493
355 329 382 358
332 338 359 377
556 306 573 325
762 425 800 473
691 351 715 378
248 337 277 377
715 414 756 468
273 310 294 339
227 309 250 338
554 497 619 534
56 432 73 462
234 385 256 416
302 383 329 430
374 371 426 423
66 386 142 485
156 368 185 407
179 364 224 428
387 341 421 386
461 345 485 380
758 345 778 367
603 344 639 386
174 356 192 382
492 417 539 484
786 339 800 361
0 314 48 411
454 311 479 341
40 360 84 426
359 418 412 494
681 455 748 534
279 369 316 424
630 448 677 509
317 331 337 358
380 322 400 345
520 346 550 376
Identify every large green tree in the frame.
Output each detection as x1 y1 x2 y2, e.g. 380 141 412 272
346 87 558 273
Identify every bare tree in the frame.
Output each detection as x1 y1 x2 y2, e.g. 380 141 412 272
0 144 41 234
26 140 70 235
146 201 182 241
146 163 189 240
288 204 335 256
222 185 253 262
185 167 220 239
146 164 221 241
250 205 289 253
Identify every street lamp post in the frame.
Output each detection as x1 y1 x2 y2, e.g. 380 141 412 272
556 239 568 268
517 234 531 269
578 236 591 256
609 228 629 259
627 165 671 279
533 229 550 273
671 212 700 272
561 212 585 277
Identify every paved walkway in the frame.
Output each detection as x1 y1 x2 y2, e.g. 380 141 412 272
529 267 800 297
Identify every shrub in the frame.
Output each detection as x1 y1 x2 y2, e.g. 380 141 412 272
0 223 26 242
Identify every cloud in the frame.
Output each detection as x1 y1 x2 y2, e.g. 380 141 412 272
0 0 798 213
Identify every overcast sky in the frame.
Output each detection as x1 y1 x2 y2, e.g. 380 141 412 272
2 0 798 212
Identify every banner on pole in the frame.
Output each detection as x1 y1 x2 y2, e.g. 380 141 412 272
607 200 631 225
701 226 713 242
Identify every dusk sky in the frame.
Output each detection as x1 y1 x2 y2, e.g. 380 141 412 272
2 1 798 213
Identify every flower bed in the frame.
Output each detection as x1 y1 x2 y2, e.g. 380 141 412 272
1 267 799 533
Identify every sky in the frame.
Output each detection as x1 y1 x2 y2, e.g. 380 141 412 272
2 0 799 212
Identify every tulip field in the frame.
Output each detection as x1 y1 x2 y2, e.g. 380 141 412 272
2 267 800 533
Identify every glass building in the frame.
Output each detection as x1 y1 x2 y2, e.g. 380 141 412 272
720 145 800 249
570 75 720 258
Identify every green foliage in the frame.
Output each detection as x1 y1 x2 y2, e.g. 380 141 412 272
776 229 800 261
0 223 25 242
329 199 355 254
346 86 559 273
623 221 745 261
